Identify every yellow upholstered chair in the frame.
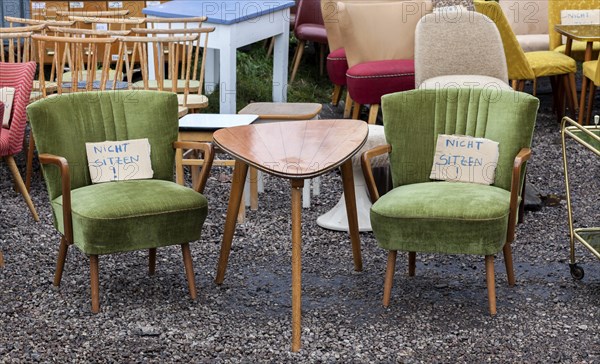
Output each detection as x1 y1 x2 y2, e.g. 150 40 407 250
475 1 578 117
579 53 600 125
548 0 600 61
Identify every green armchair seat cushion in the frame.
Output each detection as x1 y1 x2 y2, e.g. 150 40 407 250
51 180 208 256
371 181 510 256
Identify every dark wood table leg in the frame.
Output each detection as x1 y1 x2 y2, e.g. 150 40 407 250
215 160 249 285
340 160 363 272
290 179 304 352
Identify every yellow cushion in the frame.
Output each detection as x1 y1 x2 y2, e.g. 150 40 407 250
62 70 118 82
525 51 576 78
177 94 209 109
554 41 600 62
583 59 600 85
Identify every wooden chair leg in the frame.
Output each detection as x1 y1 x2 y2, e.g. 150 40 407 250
585 84 596 126
249 167 258 211
578 76 588 124
485 255 496 316
503 243 515 287
5 155 39 222
0 250 4 267
568 73 578 114
319 43 326 76
532 78 537 96
518 178 526 224
148 248 156 276
352 103 362 120
266 37 274 57
331 84 342 106
54 236 69 286
408 252 416 277
90 255 100 313
383 250 397 307
25 134 35 192
367 104 379 124
290 40 305 83
181 243 197 300
343 92 353 118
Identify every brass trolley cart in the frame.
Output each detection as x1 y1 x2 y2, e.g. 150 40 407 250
561 116 600 280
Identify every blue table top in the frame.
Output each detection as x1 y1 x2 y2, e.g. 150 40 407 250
143 0 296 25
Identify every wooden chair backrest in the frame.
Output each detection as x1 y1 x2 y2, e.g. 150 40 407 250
0 30 36 63
32 34 117 96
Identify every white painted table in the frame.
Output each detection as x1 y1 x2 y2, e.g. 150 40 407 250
143 0 294 114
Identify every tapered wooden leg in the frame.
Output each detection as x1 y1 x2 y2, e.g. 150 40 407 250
585 84 596 126
290 179 304 352
343 92 353 118
215 160 249 284
290 40 305 83
532 78 537 96
511 79 517 90
485 255 496 316
54 236 69 286
352 103 361 120
503 243 515 287
518 179 526 224
367 104 379 124
331 85 342 106
266 37 274 57
340 160 362 271
566 73 578 114
383 250 397 307
90 255 100 313
148 248 157 276
249 167 258 211
25 134 35 192
5 156 39 222
319 43 326 76
578 76 588 124
0 250 4 267
181 243 197 300
408 252 416 277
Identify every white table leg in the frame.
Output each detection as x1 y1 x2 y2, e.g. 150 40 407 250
204 48 218 95
272 28 289 103
219 46 237 114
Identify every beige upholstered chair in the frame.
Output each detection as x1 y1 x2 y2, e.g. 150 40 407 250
415 10 511 90
500 0 549 52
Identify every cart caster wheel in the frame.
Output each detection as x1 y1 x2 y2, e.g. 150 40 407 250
569 264 584 280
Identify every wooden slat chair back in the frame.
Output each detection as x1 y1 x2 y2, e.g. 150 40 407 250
130 26 215 112
0 25 44 63
32 34 118 96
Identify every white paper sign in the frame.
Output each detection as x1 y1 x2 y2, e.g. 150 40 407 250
0 87 15 128
430 134 499 185
108 1 124 8
95 23 108 31
86 138 154 183
146 1 161 6
69 2 84 9
32 2 47 9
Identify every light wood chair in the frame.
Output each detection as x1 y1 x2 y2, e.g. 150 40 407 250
115 34 203 118
130 26 215 113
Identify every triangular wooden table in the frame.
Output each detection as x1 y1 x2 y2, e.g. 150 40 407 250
213 119 368 352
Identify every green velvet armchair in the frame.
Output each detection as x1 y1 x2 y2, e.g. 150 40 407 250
362 88 539 315
26 91 214 312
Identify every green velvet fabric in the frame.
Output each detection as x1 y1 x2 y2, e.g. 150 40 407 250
27 91 209 256
373 88 539 255
51 180 208 255
371 182 510 255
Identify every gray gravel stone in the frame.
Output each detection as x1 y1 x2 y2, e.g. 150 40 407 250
1 84 599 362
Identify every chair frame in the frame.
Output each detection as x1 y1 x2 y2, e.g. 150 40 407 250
39 141 214 313
361 144 531 315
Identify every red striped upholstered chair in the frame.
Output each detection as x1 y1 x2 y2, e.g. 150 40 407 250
0 62 39 222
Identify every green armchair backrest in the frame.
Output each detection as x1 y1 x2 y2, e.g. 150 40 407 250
27 91 179 201
381 88 539 192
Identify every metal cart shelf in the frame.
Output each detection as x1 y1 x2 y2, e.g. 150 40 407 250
561 116 600 280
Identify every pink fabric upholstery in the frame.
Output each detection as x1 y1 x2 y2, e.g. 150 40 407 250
295 23 327 43
0 62 36 156
346 59 415 105
327 48 348 86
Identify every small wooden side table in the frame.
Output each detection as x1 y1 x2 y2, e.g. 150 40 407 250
213 119 368 352
238 102 323 210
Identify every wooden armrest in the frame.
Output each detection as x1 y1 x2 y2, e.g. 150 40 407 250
173 141 214 194
507 148 531 242
38 153 73 243
361 144 392 203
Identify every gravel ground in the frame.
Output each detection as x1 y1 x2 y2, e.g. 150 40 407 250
1 84 599 362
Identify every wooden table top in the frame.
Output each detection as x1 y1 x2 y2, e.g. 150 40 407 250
238 102 323 120
554 24 600 43
213 119 368 179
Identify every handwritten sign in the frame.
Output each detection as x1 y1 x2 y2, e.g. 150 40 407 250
561 9 600 43
0 87 15 128
86 138 154 183
430 134 499 185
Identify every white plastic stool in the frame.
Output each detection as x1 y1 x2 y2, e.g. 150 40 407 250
317 124 388 232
